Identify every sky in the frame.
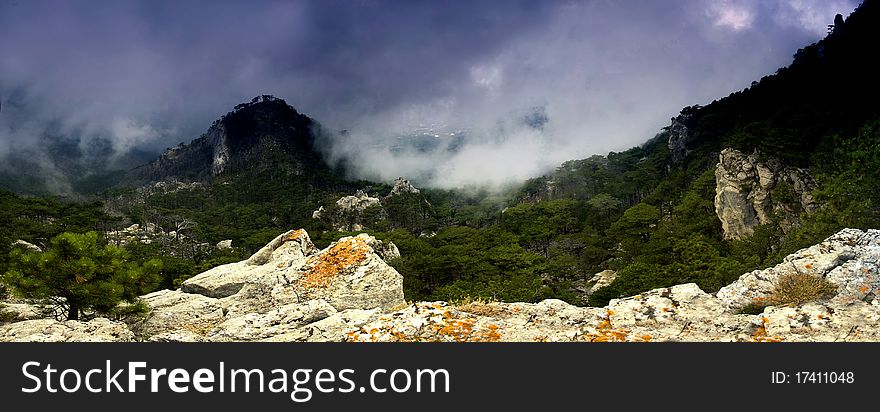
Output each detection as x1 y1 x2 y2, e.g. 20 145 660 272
0 0 861 189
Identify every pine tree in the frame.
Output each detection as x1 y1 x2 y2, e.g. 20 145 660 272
2 232 161 320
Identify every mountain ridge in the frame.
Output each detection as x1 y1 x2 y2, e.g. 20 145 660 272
122 95 333 187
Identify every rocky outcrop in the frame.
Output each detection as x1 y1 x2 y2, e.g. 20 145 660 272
0 318 134 342
11 240 42 253
3 228 878 342
216 239 233 250
133 229 404 341
667 112 693 163
312 177 426 232
714 148 817 239
389 177 420 196
586 270 617 295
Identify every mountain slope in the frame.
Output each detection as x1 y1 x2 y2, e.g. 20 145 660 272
123 95 333 186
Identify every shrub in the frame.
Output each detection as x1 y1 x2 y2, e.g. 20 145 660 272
766 272 838 307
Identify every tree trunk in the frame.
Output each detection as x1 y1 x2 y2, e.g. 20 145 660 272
67 303 79 321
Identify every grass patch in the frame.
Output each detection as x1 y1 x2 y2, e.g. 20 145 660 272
738 271 838 314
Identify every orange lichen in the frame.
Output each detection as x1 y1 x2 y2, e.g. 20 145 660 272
346 305 502 342
284 229 307 242
640 335 653 342
582 310 628 342
299 237 369 289
751 317 784 343
804 263 813 269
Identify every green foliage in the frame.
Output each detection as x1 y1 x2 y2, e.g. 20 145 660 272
2 232 161 320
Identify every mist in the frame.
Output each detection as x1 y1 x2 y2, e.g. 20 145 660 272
0 0 859 190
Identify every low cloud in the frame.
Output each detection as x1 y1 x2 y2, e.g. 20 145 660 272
0 0 860 191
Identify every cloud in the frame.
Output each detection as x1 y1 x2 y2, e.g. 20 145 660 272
0 0 861 190
706 0 756 31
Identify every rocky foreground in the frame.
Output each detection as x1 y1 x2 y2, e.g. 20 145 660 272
1 228 878 342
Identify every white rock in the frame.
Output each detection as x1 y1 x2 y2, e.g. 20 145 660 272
0 318 134 342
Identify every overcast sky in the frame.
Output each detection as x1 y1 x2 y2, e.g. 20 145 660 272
0 0 860 188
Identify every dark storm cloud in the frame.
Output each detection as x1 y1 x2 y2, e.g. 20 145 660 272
0 0 860 188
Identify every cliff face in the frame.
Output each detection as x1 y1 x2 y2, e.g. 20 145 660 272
3 227 878 342
714 148 817 240
666 112 693 163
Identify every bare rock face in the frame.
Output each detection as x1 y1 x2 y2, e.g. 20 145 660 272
714 148 816 240
134 289 226 337
182 229 317 299
312 191 383 231
389 177 420 196
667 113 692 163
0 318 134 342
586 270 617 295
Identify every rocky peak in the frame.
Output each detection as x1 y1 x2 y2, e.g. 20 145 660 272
667 107 696 163
714 148 817 240
123 96 328 186
389 177 420 196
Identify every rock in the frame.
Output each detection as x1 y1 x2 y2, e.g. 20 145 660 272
139 229 404 340
714 148 816 239
717 228 880 309
313 190 385 231
182 229 317 298
297 233 405 311
11 240 42 253
209 300 336 341
5 228 876 342
336 190 381 212
147 330 210 342
667 112 693 163
389 177 420 196
261 309 378 342
218 232 405 316
312 205 324 220
0 318 134 342
586 270 617 295
216 239 233 250
134 290 225 338
0 302 45 322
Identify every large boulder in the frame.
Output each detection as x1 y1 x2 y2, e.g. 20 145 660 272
135 229 404 340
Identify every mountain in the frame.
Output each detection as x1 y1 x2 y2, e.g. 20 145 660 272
123 95 333 186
